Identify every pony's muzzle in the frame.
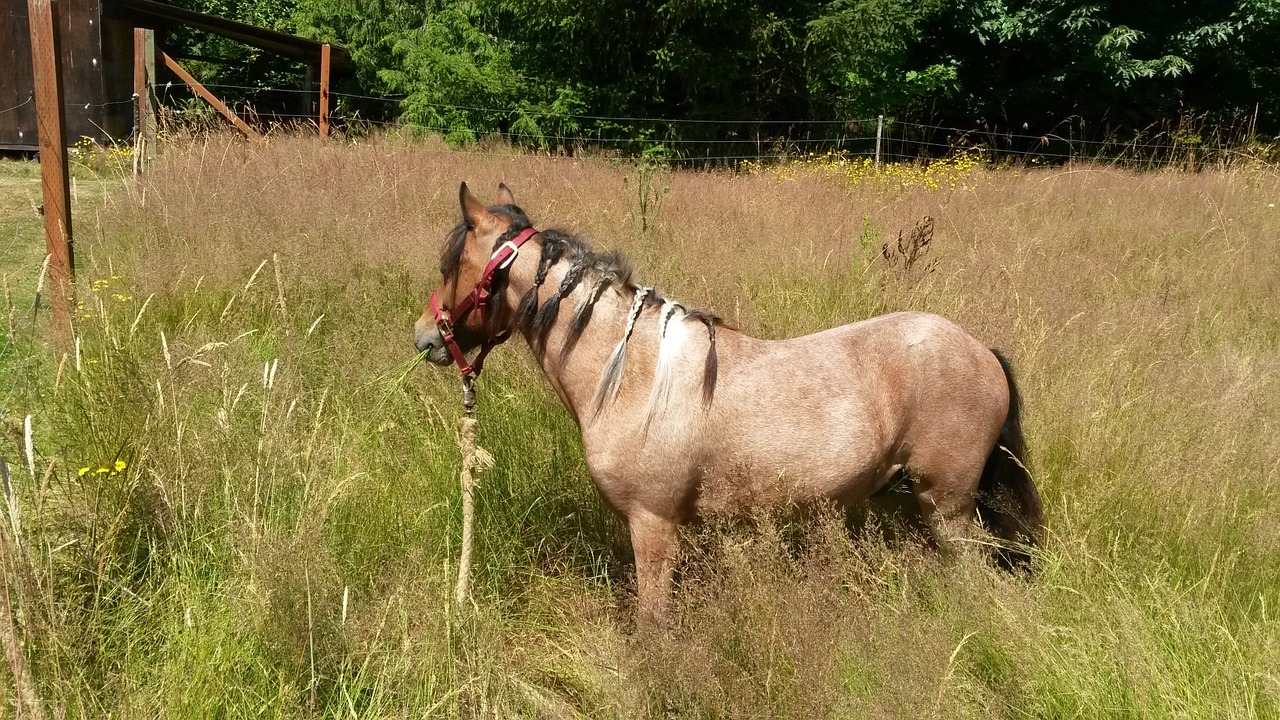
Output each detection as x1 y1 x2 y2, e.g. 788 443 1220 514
413 317 453 366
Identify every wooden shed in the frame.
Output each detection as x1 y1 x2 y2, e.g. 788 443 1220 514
3 0 133 150
2 0 347 151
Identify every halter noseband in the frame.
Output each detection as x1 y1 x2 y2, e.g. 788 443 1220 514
429 226 539 383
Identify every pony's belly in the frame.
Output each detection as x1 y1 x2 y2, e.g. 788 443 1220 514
693 449 895 515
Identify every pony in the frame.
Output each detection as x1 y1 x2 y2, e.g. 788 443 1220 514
415 182 1045 626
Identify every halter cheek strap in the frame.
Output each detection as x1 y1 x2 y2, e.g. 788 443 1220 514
428 226 540 381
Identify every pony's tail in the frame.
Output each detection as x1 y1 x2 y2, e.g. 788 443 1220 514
977 350 1046 571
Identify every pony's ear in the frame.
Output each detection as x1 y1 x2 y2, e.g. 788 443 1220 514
459 182 487 228
496 182 515 205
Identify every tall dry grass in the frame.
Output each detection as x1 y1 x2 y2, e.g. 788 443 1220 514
0 133 1278 717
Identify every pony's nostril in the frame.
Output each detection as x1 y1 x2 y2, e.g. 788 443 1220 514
413 331 434 354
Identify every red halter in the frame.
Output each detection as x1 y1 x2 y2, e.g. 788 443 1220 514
428 226 539 380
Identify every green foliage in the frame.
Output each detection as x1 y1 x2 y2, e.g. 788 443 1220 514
163 0 1280 146
923 0 1280 134
625 157 670 234
168 0 306 100
806 0 956 116
380 4 519 142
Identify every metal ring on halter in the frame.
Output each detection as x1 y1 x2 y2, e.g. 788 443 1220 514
493 240 522 269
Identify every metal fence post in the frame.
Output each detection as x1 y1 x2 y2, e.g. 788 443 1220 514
875 114 884 170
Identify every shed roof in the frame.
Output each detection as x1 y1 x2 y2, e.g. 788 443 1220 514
105 0 350 68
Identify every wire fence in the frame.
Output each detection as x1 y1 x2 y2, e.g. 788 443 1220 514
2 92 142 115
0 93 34 116
74 80 1276 169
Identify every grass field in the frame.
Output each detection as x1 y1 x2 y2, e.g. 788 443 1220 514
0 135 1278 718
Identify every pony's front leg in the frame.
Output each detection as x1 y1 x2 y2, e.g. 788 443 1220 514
628 509 680 630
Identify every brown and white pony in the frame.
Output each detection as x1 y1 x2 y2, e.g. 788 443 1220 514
415 183 1045 626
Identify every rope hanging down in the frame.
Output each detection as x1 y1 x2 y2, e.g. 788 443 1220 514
454 400 493 608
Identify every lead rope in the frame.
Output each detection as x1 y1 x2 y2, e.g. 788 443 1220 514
455 376 493 609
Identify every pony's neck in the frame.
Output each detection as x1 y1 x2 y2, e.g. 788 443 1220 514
501 243 658 425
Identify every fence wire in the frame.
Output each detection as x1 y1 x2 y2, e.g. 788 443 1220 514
143 82 1266 168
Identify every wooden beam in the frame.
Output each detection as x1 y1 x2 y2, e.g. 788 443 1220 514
319 43 330 143
142 31 156 159
134 29 146 101
133 28 146 174
133 28 156 170
300 63 314 118
161 51 260 138
27 0 74 338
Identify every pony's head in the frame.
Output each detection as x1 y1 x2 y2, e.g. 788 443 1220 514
413 182 532 369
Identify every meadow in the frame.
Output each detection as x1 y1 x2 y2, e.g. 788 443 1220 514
0 135 1277 718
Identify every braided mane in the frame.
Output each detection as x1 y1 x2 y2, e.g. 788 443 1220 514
440 205 720 406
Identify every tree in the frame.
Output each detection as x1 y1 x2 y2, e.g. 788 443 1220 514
806 0 957 118
920 0 1280 137
160 0 1280 149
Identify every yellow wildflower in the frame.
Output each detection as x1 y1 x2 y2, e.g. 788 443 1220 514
114 459 127 472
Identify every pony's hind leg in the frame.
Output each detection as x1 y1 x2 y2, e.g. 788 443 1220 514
912 482 977 554
903 393 1005 556
907 453 988 556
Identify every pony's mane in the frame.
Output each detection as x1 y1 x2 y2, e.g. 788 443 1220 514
440 205 720 406
517 227 721 408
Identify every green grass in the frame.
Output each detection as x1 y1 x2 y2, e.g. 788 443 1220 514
0 136 1277 717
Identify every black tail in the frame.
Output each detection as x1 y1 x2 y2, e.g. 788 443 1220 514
977 350 1046 571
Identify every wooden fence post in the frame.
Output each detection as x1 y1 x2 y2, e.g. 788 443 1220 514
133 28 145 173
27 0 74 338
143 31 156 158
133 27 156 171
319 43 330 143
